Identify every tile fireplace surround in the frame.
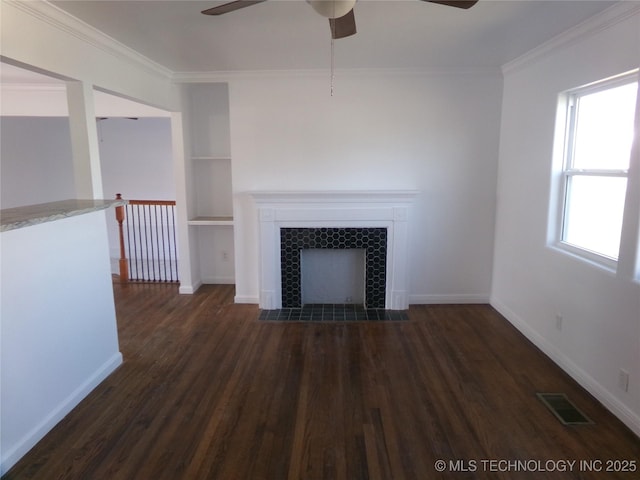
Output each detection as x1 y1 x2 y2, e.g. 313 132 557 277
250 191 418 310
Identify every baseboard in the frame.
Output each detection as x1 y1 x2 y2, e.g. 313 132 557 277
202 277 235 285
239 293 489 307
234 295 259 304
490 297 640 438
0 352 123 475
409 293 490 304
178 280 202 294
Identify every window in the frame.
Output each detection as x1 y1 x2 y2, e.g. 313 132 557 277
559 73 638 264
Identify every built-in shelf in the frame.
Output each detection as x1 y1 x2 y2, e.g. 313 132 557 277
185 83 235 285
188 216 234 226
192 156 232 220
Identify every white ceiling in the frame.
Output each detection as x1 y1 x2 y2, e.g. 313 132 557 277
45 0 622 73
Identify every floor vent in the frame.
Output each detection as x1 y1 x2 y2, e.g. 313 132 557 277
537 393 594 425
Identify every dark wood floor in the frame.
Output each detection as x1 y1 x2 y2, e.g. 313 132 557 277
4 284 639 479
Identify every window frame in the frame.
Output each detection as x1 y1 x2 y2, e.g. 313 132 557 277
556 72 638 269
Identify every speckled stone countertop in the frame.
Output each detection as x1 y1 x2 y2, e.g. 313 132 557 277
1 199 126 232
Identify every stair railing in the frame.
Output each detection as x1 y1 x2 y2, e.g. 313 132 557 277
115 194 179 283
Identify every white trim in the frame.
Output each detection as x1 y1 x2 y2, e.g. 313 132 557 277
0 84 172 117
0 83 66 92
249 190 418 310
490 298 640 438
172 67 501 83
502 3 640 76
179 280 201 295
409 294 490 305
250 190 419 204
202 276 235 285
551 71 637 268
550 242 618 274
0 352 123 476
5 0 173 80
234 295 260 304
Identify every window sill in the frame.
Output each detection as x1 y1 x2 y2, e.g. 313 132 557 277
549 241 618 275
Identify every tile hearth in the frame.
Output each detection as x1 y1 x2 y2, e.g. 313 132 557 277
258 304 409 322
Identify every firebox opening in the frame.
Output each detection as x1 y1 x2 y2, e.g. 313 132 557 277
301 249 365 305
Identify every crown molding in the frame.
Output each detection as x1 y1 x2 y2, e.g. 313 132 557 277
4 0 173 80
502 2 640 76
172 66 501 83
172 69 327 83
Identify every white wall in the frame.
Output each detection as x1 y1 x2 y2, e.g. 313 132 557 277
0 211 122 474
0 117 75 208
99 117 175 200
0 5 177 472
0 116 176 268
492 8 640 435
98 117 176 265
228 71 503 304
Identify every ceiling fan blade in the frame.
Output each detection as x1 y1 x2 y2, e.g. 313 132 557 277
329 9 356 39
201 0 267 16
424 0 479 9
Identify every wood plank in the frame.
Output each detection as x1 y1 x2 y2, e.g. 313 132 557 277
4 286 639 480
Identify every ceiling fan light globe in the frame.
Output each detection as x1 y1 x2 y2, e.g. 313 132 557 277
307 0 357 19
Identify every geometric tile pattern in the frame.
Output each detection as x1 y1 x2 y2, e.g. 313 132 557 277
258 304 408 322
280 227 387 308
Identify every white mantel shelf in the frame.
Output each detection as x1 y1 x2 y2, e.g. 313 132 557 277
250 190 419 204
249 190 418 310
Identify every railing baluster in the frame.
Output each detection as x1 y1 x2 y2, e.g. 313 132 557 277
167 205 174 282
126 204 135 280
115 197 179 283
171 204 178 282
133 204 141 281
161 205 169 282
142 204 150 282
154 205 161 282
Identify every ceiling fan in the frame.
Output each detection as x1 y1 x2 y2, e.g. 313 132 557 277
202 0 479 40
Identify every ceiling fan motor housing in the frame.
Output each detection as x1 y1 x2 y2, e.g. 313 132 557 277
307 0 357 19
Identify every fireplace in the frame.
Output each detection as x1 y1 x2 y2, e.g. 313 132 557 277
250 190 417 310
281 227 387 308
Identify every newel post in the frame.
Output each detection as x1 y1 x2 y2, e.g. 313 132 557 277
115 194 129 283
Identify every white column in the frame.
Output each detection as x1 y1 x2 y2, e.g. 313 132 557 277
389 206 410 310
66 81 103 198
258 207 278 309
171 111 198 294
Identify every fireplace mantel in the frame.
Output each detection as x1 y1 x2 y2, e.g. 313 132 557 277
250 190 418 310
250 190 419 205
